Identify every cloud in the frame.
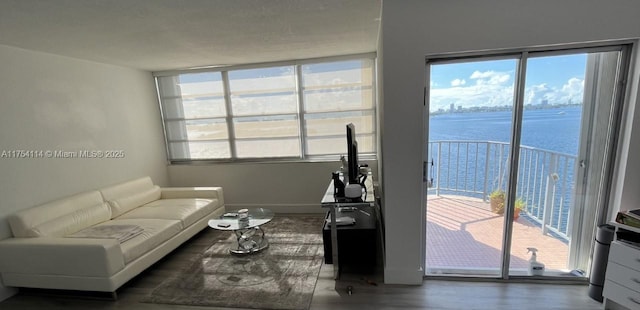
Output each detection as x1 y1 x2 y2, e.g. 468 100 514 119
470 71 496 79
524 78 584 105
524 83 553 105
469 70 511 85
430 71 585 111
562 78 584 97
451 79 466 86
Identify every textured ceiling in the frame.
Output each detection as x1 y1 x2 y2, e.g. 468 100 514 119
0 0 381 71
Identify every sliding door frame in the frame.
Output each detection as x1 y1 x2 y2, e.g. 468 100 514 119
425 41 633 280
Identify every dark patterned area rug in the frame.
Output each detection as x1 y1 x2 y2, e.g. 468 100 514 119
142 216 325 310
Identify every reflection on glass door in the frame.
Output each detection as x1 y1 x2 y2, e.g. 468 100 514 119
426 58 517 276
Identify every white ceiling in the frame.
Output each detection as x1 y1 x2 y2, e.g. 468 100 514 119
0 0 381 72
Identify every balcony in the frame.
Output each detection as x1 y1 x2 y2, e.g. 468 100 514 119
426 141 576 274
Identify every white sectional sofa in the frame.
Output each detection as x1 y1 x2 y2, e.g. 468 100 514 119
0 176 225 295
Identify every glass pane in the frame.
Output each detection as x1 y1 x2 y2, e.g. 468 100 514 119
305 111 375 136
302 59 374 113
158 73 226 119
179 72 225 98
233 115 299 139
508 54 585 276
306 135 375 156
228 66 297 116
165 119 228 141
304 111 375 155
426 58 517 276
168 141 230 160
510 51 621 277
181 97 226 119
236 138 300 158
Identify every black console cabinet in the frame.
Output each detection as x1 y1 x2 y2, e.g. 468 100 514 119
322 205 377 273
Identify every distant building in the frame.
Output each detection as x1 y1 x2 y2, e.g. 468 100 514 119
541 99 549 106
449 103 455 113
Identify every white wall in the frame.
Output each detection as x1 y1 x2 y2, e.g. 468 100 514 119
168 160 378 213
0 45 169 299
381 0 640 284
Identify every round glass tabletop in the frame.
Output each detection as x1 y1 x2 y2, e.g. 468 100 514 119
208 208 274 231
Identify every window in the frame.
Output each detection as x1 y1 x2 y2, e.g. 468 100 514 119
155 55 376 162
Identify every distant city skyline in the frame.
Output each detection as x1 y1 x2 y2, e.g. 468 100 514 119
429 54 587 112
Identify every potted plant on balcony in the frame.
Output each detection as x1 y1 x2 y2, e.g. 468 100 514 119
489 190 505 214
514 198 525 221
490 190 525 220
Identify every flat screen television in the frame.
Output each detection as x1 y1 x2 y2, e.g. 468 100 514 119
346 123 359 185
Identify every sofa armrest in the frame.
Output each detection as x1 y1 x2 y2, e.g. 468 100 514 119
0 237 125 277
160 187 224 204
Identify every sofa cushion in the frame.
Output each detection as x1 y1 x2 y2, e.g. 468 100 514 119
28 202 112 237
100 177 163 218
116 198 219 227
95 218 182 264
100 177 155 200
8 191 110 238
107 186 161 218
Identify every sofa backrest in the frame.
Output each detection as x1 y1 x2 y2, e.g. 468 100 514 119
8 191 111 238
99 176 161 218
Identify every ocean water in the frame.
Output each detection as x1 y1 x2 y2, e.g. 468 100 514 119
429 106 581 155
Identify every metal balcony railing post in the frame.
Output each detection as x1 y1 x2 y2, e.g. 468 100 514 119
436 142 442 196
483 142 491 201
498 144 504 191
542 154 558 236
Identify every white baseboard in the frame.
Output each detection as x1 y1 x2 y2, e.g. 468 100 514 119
225 203 325 214
384 266 425 285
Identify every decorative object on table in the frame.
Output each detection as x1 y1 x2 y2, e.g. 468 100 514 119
332 172 345 198
142 216 324 310
345 183 362 199
238 208 249 226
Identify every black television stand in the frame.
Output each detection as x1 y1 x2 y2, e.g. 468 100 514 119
322 205 377 273
321 171 377 279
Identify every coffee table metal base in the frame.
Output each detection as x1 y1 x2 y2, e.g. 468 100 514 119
230 226 269 254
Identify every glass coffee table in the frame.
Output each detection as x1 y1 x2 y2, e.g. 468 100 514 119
208 208 274 254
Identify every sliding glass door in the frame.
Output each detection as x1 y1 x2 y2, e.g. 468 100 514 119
425 44 630 279
426 58 517 276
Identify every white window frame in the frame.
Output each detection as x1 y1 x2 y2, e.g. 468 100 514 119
154 53 377 163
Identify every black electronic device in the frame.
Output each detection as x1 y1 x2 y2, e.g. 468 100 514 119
332 172 345 198
346 123 360 185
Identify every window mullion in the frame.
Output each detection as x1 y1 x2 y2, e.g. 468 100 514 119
296 64 307 159
221 71 237 159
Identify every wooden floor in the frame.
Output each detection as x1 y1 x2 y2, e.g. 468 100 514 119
0 215 602 310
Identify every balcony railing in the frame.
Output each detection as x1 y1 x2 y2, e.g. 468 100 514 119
427 140 577 241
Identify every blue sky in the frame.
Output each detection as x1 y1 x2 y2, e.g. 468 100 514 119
429 54 587 111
